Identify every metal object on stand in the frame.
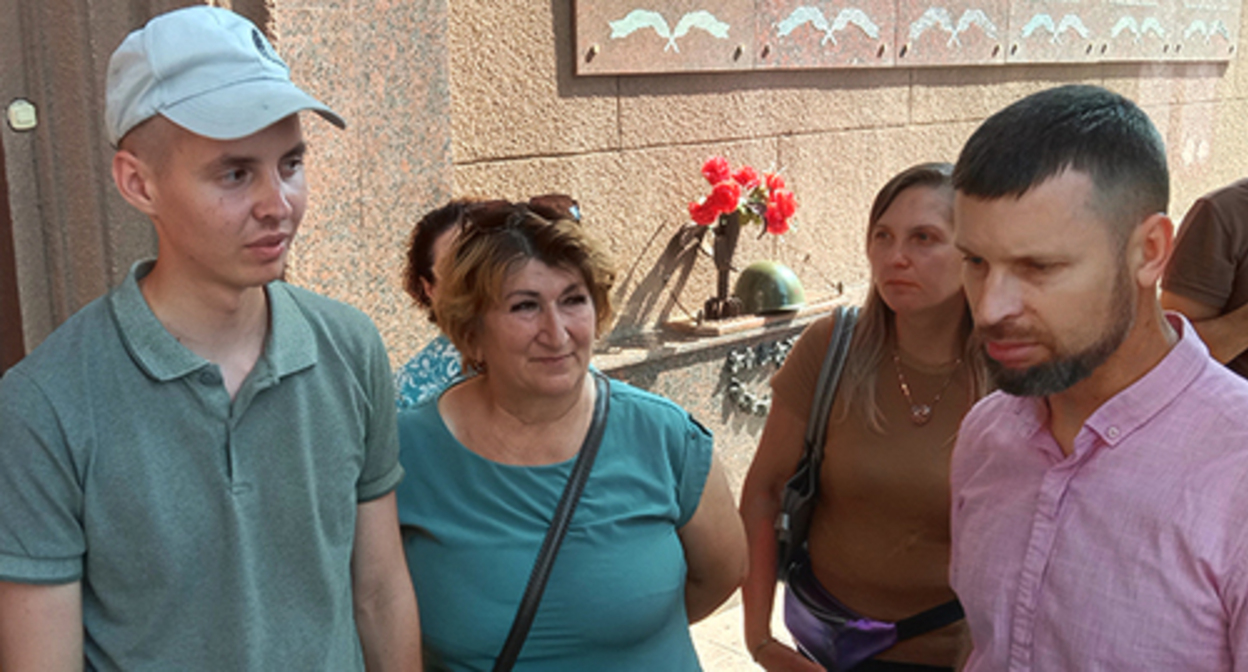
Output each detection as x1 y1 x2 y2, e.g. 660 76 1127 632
704 210 743 320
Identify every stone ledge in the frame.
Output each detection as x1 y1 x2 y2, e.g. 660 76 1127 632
594 299 844 375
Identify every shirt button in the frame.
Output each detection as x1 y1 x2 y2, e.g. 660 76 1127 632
199 370 221 386
1107 426 1120 439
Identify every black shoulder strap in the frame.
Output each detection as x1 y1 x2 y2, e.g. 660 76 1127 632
492 371 610 672
801 305 859 477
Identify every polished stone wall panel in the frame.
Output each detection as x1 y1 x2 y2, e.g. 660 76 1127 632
274 0 453 366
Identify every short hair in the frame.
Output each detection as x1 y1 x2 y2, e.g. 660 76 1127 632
954 85 1169 242
402 199 480 318
117 115 178 172
433 203 615 364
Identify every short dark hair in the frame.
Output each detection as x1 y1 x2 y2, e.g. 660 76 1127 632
954 85 1169 241
403 198 480 317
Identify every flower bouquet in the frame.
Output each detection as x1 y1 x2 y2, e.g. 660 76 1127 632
687 156 797 320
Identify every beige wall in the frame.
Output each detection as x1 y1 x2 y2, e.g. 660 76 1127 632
383 1 1248 475
6 1 1244 365
420 0 1248 367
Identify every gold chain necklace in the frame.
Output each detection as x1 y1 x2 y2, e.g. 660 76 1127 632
892 352 962 426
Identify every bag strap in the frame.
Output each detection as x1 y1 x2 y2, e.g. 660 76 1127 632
492 371 610 672
800 305 859 479
894 598 965 641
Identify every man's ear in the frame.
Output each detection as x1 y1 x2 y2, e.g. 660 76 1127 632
1130 212 1174 288
111 149 159 216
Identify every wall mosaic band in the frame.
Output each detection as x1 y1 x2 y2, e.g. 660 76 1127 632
575 0 1241 73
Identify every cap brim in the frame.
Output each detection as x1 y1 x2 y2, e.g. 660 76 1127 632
160 78 346 140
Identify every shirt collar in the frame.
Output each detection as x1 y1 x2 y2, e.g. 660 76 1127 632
110 260 206 382
262 282 317 379
1004 394 1052 447
111 260 317 383
1080 312 1207 449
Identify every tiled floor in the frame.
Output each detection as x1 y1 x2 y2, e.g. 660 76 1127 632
690 588 792 671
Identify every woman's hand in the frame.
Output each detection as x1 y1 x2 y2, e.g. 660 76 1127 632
752 637 825 672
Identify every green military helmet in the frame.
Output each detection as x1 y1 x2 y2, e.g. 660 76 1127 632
733 261 806 314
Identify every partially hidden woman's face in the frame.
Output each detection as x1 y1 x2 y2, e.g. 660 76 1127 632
422 227 459 305
473 259 595 398
867 185 963 316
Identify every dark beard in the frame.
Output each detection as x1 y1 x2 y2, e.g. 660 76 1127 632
987 270 1135 397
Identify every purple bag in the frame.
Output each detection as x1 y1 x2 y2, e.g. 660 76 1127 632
784 550 963 671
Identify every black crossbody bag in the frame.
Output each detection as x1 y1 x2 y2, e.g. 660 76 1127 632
491 371 610 672
775 305 859 581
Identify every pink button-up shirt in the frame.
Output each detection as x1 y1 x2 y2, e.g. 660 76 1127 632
951 315 1248 671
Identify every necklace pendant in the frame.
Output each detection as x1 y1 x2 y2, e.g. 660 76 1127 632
910 404 933 426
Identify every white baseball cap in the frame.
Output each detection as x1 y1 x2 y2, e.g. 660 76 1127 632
105 5 345 146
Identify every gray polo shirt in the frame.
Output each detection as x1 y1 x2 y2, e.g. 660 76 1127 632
0 261 403 671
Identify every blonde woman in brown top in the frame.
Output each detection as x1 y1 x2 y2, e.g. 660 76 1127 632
740 163 990 672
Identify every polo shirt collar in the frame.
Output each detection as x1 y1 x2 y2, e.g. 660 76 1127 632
1080 312 1206 448
263 282 317 379
111 260 205 382
111 260 318 383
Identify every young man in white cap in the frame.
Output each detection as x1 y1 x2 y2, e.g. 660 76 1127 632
0 6 421 670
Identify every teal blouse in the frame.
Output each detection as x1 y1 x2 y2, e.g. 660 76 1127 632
394 334 463 410
396 379 713 671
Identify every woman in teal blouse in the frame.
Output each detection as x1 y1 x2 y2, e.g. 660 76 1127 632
395 201 747 671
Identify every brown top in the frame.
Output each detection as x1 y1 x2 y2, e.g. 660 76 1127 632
1163 178 1248 377
771 312 972 664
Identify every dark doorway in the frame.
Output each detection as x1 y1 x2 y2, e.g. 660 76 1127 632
1 138 24 373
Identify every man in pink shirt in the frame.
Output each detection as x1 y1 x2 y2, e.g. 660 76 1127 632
950 84 1248 670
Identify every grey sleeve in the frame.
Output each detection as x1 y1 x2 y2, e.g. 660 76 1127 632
356 328 404 502
0 370 85 583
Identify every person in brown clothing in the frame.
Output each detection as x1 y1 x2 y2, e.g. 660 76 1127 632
740 163 990 671
1161 178 1248 378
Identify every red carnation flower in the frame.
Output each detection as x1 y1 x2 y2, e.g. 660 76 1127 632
705 181 742 215
689 200 719 225
732 166 761 190
701 156 731 185
765 172 786 192
765 206 790 235
770 188 797 219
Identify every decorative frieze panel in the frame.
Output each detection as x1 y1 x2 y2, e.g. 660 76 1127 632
756 0 897 67
575 0 1239 73
577 1 757 72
